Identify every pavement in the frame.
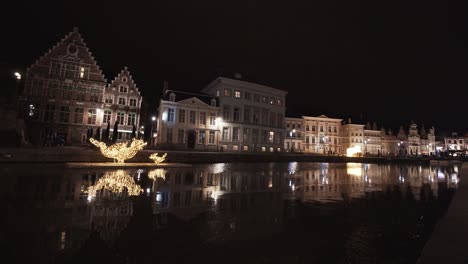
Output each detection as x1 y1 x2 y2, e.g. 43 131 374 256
417 162 468 264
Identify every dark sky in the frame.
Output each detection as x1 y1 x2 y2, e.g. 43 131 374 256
1 0 467 134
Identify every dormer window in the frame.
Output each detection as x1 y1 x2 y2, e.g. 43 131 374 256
211 98 216 107
122 77 127 82
169 93 176 102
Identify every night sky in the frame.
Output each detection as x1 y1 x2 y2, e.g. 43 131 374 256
1 0 466 134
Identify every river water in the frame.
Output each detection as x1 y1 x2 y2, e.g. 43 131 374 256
0 162 459 263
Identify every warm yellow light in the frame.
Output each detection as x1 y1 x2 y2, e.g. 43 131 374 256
149 153 167 164
86 170 143 198
90 138 147 163
80 67 85 78
347 163 363 177
346 146 362 157
148 169 166 180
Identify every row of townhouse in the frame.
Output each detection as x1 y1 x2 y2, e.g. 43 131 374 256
16 28 464 153
154 77 450 156
284 116 438 157
18 28 143 145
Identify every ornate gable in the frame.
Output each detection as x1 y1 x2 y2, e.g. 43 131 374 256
108 67 141 96
27 27 106 83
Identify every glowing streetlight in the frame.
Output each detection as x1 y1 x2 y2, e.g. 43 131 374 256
151 116 156 121
14 72 21 80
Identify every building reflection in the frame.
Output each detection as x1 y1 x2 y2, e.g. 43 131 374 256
0 162 459 263
148 163 285 240
285 162 459 203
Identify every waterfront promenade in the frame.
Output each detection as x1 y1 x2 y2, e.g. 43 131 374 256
0 146 437 164
417 162 468 263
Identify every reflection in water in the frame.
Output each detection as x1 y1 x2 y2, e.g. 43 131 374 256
0 162 460 264
286 163 459 203
86 170 143 200
147 168 166 181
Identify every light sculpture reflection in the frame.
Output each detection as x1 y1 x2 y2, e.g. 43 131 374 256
86 170 143 198
148 169 166 181
90 138 147 163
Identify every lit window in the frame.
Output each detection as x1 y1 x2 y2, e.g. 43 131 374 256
79 67 85 78
235 90 241 98
269 131 274 143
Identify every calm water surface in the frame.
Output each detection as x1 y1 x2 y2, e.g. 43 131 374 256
0 162 459 264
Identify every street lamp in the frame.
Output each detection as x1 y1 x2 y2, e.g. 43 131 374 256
150 115 156 146
14 72 21 80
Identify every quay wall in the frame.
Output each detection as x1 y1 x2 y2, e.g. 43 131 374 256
0 147 439 164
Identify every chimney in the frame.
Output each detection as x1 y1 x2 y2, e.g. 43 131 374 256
163 80 169 94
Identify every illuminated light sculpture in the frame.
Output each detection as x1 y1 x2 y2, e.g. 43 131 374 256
149 153 167 165
86 170 143 199
148 168 166 181
90 138 147 163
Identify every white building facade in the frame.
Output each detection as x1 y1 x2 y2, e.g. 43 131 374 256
201 77 287 152
156 92 221 151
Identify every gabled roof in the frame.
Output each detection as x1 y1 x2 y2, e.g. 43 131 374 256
161 90 219 107
108 66 141 96
26 27 106 83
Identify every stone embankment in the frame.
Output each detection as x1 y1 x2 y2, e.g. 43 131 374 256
0 146 438 164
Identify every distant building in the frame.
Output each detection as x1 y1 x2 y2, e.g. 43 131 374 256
419 126 436 156
407 123 421 155
284 117 304 152
341 119 365 156
19 28 143 145
381 129 399 156
155 91 221 150
363 129 382 156
444 132 465 152
302 115 342 154
201 77 287 152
